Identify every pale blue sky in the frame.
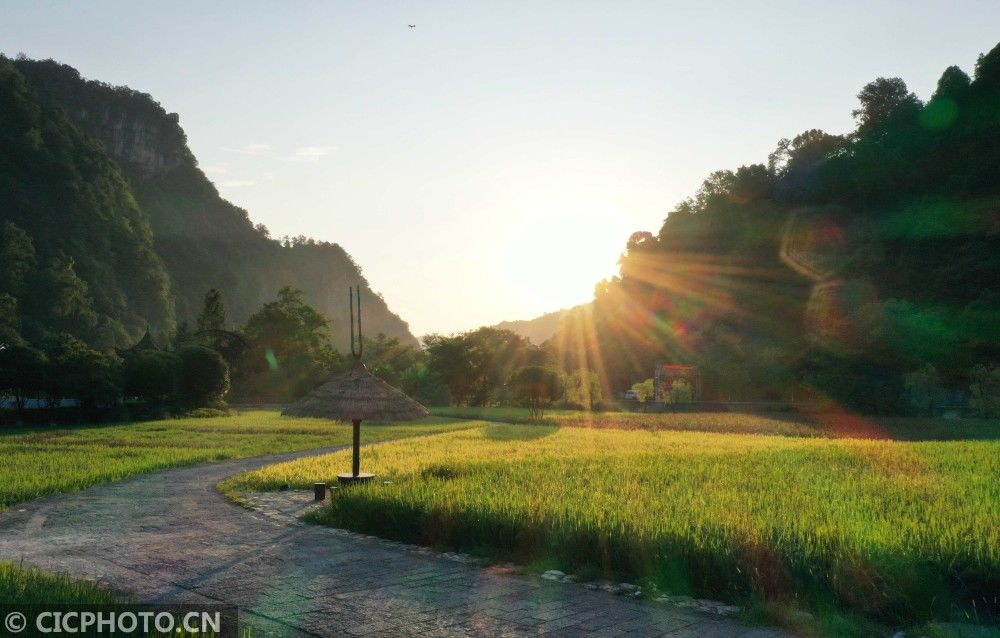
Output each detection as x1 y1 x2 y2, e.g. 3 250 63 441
2 1 997 336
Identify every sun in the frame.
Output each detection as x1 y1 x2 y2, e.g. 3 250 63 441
494 209 632 315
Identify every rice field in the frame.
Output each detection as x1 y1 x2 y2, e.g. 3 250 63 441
0 411 475 512
226 423 1000 625
431 405 1000 440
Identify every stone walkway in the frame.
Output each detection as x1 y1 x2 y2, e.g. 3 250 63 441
0 448 793 637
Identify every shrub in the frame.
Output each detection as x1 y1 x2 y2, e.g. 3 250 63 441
122 350 177 406
176 345 230 408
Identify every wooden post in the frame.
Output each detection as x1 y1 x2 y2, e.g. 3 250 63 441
313 482 326 501
352 419 361 477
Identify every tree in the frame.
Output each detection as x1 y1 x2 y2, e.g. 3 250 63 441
969 363 1000 418
667 379 694 404
43 335 121 409
565 369 602 411
424 327 533 406
424 333 476 405
196 289 227 333
235 287 335 401
631 378 655 411
23 254 99 342
176 345 230 408
0 343 46 415
0 222 35 298
399 362 451 407
511 366 564 418
768 129 845 177
0 294 21 346
122 350 178 407
904 364 945 416
851 77 921 137
362 333 424 388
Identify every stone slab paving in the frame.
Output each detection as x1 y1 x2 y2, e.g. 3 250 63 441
0 447 794 637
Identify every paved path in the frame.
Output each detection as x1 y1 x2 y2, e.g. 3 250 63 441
0 448 792 637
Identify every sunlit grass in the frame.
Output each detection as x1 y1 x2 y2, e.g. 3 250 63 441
430 405 1000 440
227 424 1000 625
0 411 473 512
0 562 121 605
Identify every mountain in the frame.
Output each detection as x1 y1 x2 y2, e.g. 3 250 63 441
10 57 417 349
0 58 173 348
493 303 590 345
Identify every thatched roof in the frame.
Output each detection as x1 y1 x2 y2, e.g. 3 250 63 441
115 327 158 358
282 358 429 422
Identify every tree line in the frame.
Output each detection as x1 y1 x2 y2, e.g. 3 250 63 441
0 286 608 422
543 42 1000 416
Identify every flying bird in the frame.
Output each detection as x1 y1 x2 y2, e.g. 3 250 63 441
408 24 415 28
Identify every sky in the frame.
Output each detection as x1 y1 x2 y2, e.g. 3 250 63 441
2 1 998 337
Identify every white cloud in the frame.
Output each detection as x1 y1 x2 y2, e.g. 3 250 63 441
283 145 337 161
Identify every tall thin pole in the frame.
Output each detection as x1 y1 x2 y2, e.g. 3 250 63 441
349 287 356 357
352 419 361 477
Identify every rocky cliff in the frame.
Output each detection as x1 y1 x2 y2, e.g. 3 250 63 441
14 58 417 348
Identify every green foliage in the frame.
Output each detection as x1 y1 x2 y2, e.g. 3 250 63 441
196 288 227 334
667 378 694 404
631 378 654 404
234 287 337 401
11 57 416 350
425 327 535 406
904 364 946 416
969 363 1000 418
41 334 120 409
0 221 35 299
510 366 563 417
361 333 423 387
564 369 602 410
0 58 173 348
175 344 230 408
548 43 1000 413
122 350 177 407
0 343 46 413
359 333 449 406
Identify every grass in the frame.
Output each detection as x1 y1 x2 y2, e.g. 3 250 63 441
1 411 478 605
0 562 121 605
226 422 1000 630
430 405 1000 440
0 411 475 512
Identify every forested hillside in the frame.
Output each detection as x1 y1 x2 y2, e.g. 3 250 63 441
9 57 417 349
0 58 173 349
549 44 1000 410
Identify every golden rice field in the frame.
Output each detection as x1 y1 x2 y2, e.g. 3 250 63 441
431 405 1000 440
226 423 1000 625
0 411 473 512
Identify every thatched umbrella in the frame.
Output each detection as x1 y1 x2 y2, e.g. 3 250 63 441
282 287 428 484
